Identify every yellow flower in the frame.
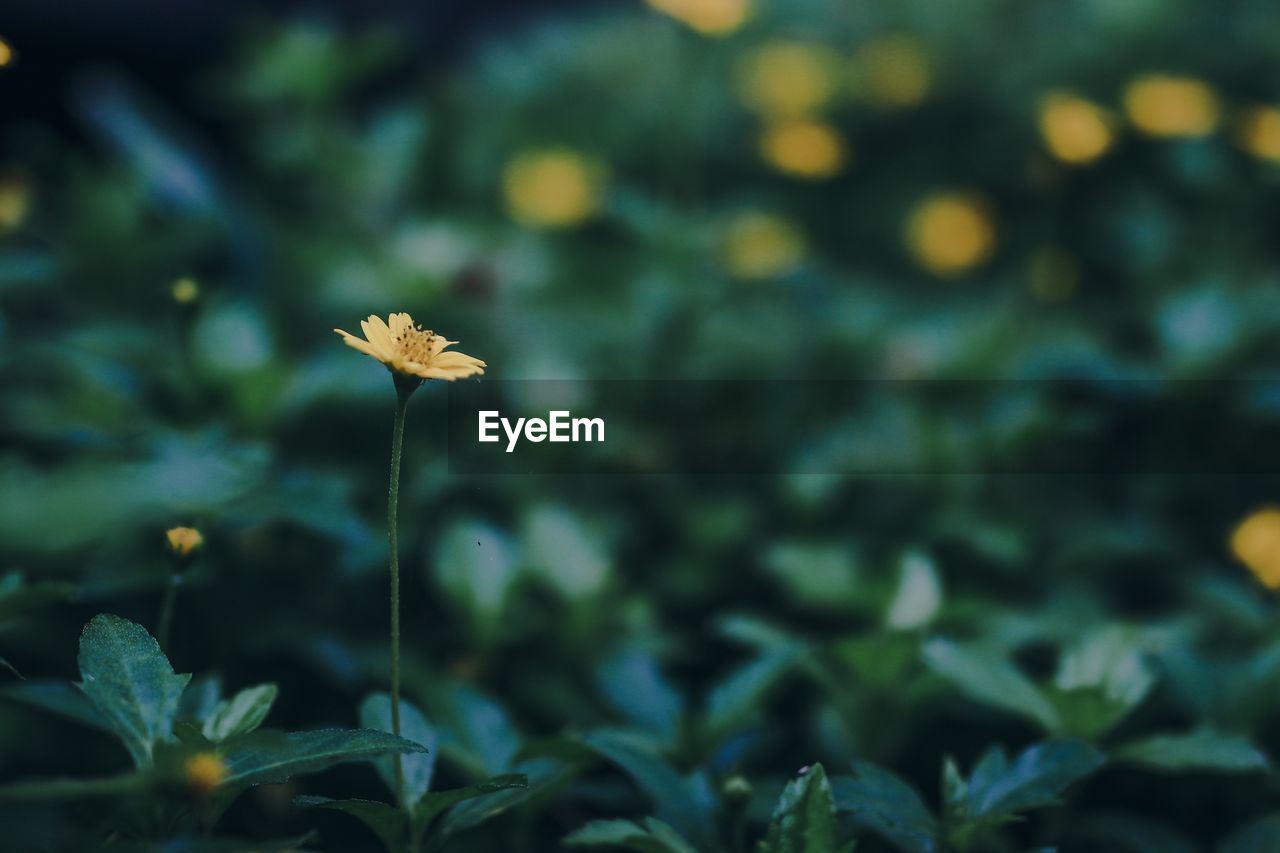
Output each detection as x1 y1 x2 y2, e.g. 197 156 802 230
183 752 227 796
171 277 199 304
1236 106 1280 163
645 0 749 36
1038 92 1115 166
905 193 996 277
503 148 603 229
760 120 847 180
1123 75 1220 138
1231 508 1280 590
0 38 13 68
736 41 841 118
0 169 30 231
722 212 806 278
335 313 486 382
850 35 930 109
166 527 203 558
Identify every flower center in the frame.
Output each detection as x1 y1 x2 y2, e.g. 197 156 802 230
394 324 438 364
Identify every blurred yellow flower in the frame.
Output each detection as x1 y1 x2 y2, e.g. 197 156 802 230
1123 75 1220 138
722 212 806 278
171 277 200 304
1236 106 1280 163
736 41 841 118
0 170 29 230
503 148 602 229
645 0 749 36
906 193 996 277
1038 92 1115 165
1231 508 1280 589
760 120 847 180
1028 247 1079 301
850 35 930 109
166 527 203 558
335 313 486 382
183 752 227 795
0 38 13 68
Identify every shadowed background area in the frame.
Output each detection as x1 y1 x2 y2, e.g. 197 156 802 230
4 0 1280 850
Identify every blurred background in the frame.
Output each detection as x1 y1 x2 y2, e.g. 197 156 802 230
5 0 1280 849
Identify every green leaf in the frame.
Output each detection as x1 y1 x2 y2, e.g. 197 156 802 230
75 614 191 767
596 647 684 747
578 729 717 850
435 758 576 844
295 796 406 852
422 681 520 776
0 771 157 801
760 764 837 853
178 675 223 723
964 739 1105 820
563 817 698 853
922 639 1060 734
411 773 527 840
831 761 939 853
360 691 437 807
1115 730 1271 774
203 683 277 742
220 728 429 790
1219 813 1280 853
704 646 805 740
1 680 112 733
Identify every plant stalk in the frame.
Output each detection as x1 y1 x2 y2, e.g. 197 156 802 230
387 383 413 806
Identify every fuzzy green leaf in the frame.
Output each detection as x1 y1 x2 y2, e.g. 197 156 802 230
411 773 527 841
760 764 837 853
295 796 406 853
436 758 577 844
360 691 437 807
220 728 428 790
75 614 191 767
203 683 277 742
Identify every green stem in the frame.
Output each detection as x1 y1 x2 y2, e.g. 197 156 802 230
157 573 180 651
388 384 412 807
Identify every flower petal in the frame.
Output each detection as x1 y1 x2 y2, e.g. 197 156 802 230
389 312 413 338
335 329 385 360
431 351 486 369
362 315 394 351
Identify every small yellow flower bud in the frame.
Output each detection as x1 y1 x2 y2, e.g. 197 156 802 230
759 119 847 180
905 192 996 277
183 752 227 796
1123 74 1220 138
1231 508 1280 590
172 277 200 304
166 527 204 558
0 38 14 69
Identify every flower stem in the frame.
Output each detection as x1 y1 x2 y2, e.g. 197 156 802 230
157 573 180 651
387 385 412 806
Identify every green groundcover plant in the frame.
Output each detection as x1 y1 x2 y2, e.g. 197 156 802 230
7 0 1280 850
